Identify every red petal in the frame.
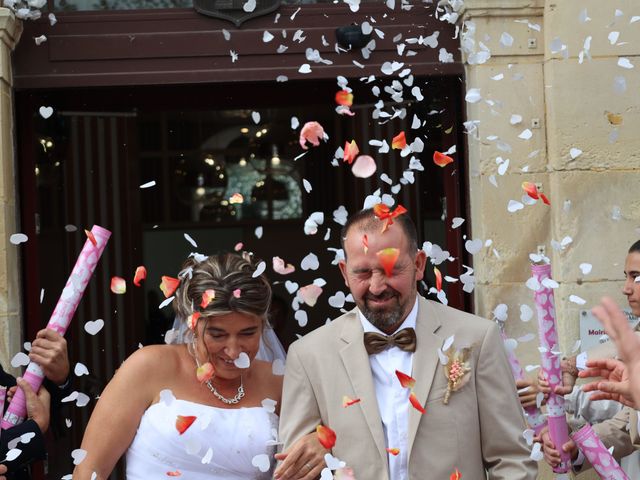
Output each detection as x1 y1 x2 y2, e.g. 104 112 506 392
196 362 215 383
395 370 416 389
133 266 147 287
376 248 400 277
85 229 97 247
166 471 182 477
335 90 353 107
392 131 406 150
540 193 551 205
343 140 359 164
342 395 361 407
434 267 442 292
160 276 180 298
175 415 197 435
433 151 454 167
390 205 408 219
373 203 391 219
200 289 216 308
409 392 425 414
110 276 126 294
386 448 400 456
450 468 462 480
316 424 337 449
187 312 200 331
362 234 369 254
521 182 539 200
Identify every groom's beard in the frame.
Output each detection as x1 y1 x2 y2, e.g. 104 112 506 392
360 287 406 331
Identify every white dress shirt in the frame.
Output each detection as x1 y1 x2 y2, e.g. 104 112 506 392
358 298 419 480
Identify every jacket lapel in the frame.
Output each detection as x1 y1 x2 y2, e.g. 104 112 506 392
407 297 443 458
338 311 388 466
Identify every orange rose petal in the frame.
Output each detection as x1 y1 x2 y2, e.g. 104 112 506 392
395 370 416 389
85 229 97 247
521 181 539 200
450 468 462 480
386 448 400 456
392 131 406 150
160 276 180 298
110 276 126 294
433 151 454 167
166 471 182 477
409 392 425 414
229 193 244 204
133 266 147 287
342 395 361 407
175 415 197 435
196 362 215 383
376 248 400 277
335 90 353 107
316 424 337 449
200 289 216 309
362 234 369 255
434 267 442 292
540 193 551 206
187 311 200 331
373 203 390 219
343 140 360 165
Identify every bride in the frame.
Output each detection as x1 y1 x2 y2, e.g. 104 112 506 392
73 252 320 479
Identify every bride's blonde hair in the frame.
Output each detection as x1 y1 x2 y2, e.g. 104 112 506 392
173 253 272 328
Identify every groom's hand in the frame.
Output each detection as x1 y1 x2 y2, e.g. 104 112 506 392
274 432 328 480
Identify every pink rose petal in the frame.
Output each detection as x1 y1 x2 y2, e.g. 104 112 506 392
272 256 296 275
351 155 377 178
298 284 323 307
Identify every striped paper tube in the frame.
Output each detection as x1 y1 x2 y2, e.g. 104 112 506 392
1 226 111 430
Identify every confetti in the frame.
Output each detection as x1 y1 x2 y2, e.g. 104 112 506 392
39 106 53 119
140 180 156 189
450 468 462 480
160 276 180 298
110 277 126 294
391 131 406 150
376 248 400 277
200 289 215 308
351 155 377 178
433 151 453 167
316 425 337 449
233 289 242 298
84 319 104 335
298 284 323 307
434 267 442 291
409 392 425 414
273 256 295 275
175 415 197 435
342 395 361 407
133 266 147 287
386 448 400 456
299 121 328 150
343 140 359 164
335 90 353 107
187 312 200 330
395 370 415 389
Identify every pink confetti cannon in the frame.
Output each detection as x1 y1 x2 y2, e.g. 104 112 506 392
1 225 111 430
572 424 629 480
500 331 547 434
531 262 571 473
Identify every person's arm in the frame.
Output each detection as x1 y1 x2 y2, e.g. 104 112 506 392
1 378 50 474
579 358 636 408
274 344 327 480
476 324 537 480
72 346 162 480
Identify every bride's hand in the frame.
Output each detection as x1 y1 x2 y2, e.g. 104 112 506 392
273 432 328 480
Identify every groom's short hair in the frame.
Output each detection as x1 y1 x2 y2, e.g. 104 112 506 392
340 207 418 258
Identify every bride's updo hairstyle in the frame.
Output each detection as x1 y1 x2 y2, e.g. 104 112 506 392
173 253 272 327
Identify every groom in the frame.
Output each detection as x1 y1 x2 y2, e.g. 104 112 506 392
277 208 537 479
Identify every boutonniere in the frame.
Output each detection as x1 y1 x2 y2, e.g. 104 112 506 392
443 347 472 405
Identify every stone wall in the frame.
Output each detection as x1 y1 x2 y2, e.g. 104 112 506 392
0 8 22 373
462 1 640 478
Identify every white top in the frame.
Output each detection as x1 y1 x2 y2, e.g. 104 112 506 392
358 298 419 480
126 394 278 479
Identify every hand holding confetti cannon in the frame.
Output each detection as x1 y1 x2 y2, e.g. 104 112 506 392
531 262 572 474
1 225 111 430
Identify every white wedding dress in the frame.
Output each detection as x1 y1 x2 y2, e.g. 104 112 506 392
126 393 278 479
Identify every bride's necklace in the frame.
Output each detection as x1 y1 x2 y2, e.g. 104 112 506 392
191 342 245 405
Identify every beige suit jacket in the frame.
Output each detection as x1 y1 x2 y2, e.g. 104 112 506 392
280 297 537 480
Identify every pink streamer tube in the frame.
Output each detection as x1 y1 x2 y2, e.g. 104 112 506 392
501 332 547 434
1 226 111 430
531 263 571 473
572 424 629 480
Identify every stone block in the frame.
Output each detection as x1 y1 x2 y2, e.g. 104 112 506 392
545 0 640 60
0 313 22 375
0 88 15 204
469 172 550 284
465 62 548 174
548 170 640 283
462 14 544 58
544 57 640 171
